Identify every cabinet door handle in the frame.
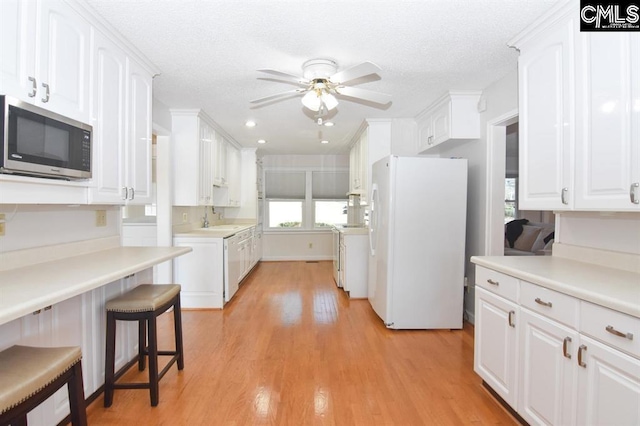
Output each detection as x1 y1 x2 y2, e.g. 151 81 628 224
561 187 569 205
563 337 572 359
122 187 129 200
606 325 633 340
508 310 515 328
631 183 639 204
129 187 135 200
535 297 553 308
28 76 37 97
487 279 499 286
578 344 587 368
427 135 434 146
41 83 50 103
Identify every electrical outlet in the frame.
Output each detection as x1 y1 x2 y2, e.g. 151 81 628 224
96 210 107 227
308 243 313 249
182 213 188 222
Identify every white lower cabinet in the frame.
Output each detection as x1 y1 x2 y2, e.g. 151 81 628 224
474 286 519 407
519 308 579 426
341 233 368 298
173 236 225 308
474 265 640 426
0 270 149 426
576 335 640 426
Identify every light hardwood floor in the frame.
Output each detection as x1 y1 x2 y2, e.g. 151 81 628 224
86 261 516 425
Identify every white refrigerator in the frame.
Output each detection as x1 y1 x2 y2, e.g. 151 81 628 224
368 155 468 329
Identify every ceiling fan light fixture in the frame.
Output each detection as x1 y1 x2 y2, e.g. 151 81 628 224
301 91 322 111
321 92 338 110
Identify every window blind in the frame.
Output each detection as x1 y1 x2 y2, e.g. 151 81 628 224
265 171 306 199
312 171 348 199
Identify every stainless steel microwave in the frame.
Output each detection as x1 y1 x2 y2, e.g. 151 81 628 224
0 95 92 180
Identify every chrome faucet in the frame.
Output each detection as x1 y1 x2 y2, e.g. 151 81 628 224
202 207 209 228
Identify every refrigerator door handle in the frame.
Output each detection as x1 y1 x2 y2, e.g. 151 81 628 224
369 184 378 256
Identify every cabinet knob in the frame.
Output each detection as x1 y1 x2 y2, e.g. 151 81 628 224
578 344 587 368
606 325 633 340
41 83 50 103
28 76 37 97
630 183 639 204
562 337 572 359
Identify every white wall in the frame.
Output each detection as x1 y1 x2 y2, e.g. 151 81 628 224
0 204 120 252
557 212 640 255
437 70 519 323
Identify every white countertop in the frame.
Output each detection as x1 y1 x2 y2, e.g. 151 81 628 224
471 255 640 318
174 224 256 239
0 246 191 325
339 226 368 235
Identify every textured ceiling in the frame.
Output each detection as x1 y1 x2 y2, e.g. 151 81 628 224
85 0 559 155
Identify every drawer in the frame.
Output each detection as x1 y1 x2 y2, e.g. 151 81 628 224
475 266 518 302
520 281 578 329
580 301 640 359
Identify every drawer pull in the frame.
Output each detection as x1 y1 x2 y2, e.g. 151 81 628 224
508 310 516 328
535 297 553 308
562 337 572 359
487 279 499 286
578 344 587 368
606 325 633 341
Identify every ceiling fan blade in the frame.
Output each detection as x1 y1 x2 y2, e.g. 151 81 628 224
335 86 391 105
328 61 381 84
250 89 306 104
257 69 309 85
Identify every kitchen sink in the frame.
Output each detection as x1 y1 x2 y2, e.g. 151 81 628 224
201 225 242 230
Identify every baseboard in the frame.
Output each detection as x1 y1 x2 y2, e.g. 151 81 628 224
261 255 333 261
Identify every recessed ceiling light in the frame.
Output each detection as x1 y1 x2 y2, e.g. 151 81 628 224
320 140 329 144
323 121 334 127
245 120 256 127
257 139 266 144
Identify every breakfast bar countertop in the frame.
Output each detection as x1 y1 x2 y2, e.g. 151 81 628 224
0 246 192 325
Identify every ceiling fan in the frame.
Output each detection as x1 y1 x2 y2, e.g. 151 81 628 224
250 58 391 116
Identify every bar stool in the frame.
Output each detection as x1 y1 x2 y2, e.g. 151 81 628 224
0 345 87 426
104 284 184 407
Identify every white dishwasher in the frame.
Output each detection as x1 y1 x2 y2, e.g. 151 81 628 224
224 229 254 302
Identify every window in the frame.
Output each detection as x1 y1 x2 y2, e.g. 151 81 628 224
505 177 517 223
264 169 348 230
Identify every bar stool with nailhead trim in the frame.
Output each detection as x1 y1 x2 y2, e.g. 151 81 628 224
0 345 87 426
103 284 184 407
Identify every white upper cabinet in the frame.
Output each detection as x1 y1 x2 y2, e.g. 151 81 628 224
172 110 240 206
511 0 639 212
88 28 126 204
513 9 575 211
125 59 153 204
89 32 153 205
416 91 481 153
575 33 640 210
1 0 91 124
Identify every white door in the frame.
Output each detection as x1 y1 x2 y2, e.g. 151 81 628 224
518 16 575 210
576 335 640 426
88 29 127 204
368 158 391 324
0 0 36 99
474 287 519 407
126 60 153 204
519 308 578 426
575 32 640 210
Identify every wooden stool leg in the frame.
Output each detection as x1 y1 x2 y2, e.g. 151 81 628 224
104 311 116 408
138 318 146 371
68 361 88 426
174 297 184 370
147 313 159 406
11 415 27 426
